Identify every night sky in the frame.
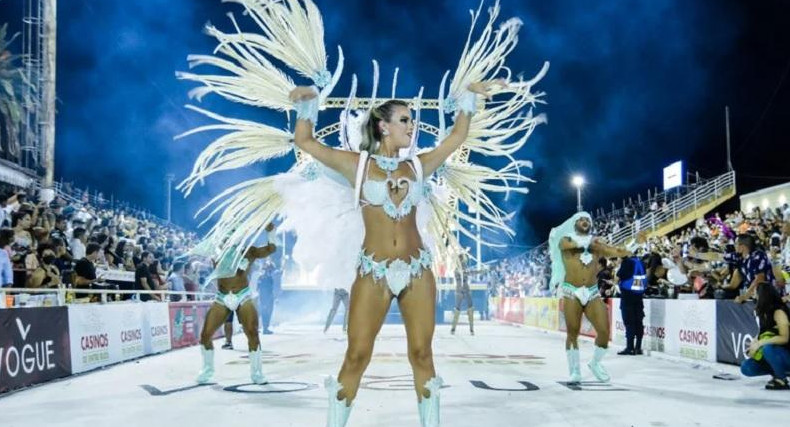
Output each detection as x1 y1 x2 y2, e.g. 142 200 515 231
1 0 788 260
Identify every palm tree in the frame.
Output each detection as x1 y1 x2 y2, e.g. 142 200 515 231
0 22 27 159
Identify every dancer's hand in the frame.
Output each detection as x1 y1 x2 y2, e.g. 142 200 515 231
289 86 318 102
468 79 507 100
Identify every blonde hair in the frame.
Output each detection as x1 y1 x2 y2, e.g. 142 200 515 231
359 100 409 153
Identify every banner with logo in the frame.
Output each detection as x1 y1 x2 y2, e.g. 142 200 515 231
611 299 667 352
169 302 222 349
522 298 559 331
117 304 145 362
537 298 559 331
143 303 171 355
523 298 539 327
68 304 147 374
0 307 71 394
716 301 759 366
664 300 717 362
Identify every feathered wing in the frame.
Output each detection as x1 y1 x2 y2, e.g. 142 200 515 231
175 105 294 195
422 1 549 272
178 0 346 272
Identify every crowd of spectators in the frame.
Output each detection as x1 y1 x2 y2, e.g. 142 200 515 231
486 245 550 298
0 183 204 303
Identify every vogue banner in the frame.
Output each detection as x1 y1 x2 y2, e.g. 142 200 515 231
0 307 72 394
716 301 759 366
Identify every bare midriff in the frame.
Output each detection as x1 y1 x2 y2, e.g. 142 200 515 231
561 250 599 287
361 208 424 260
216 268 250 294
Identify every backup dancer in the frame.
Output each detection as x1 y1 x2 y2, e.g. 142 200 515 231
549 212 633 383
194 223 277 385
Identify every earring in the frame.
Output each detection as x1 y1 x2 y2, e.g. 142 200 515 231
382 129 390 136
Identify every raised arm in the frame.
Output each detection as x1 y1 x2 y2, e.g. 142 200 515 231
419 80 505 177
246 244 276 261
290 87 359 184
591 238 633 259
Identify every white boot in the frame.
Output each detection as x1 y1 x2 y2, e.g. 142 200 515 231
587 345 611 382
566 348 582 383
196 347 214 384
249 348 267 384
418 377 443 427
325 376 352 427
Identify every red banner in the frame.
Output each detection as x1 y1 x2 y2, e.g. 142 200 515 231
168 302 223 349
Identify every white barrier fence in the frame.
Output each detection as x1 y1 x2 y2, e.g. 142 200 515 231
491 296 747 366
1 299 226 394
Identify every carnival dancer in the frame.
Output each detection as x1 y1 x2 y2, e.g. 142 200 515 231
176 1 547 424
196 223 277 385
549 212 633 383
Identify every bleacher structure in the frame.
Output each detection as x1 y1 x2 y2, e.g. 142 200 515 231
606 170 737 244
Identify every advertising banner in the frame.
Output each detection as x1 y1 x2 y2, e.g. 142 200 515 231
522 298 559 331
169 302 221 349
611 299 667 352
68 304 146 374
716 301 759 366
0 307 71 394
523 298 539 327
537 298 560 331
664 300 717 362
143 303 171 354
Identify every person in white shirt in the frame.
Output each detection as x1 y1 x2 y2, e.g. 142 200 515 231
70 227 87 260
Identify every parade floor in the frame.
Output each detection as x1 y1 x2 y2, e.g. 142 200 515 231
0 322 781 427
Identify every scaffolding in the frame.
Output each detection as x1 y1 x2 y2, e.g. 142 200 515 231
19 0 55 182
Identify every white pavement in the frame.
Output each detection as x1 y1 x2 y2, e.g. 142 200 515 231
0 322 783 427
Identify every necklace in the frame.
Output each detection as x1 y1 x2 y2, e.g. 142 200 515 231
371 155 401 172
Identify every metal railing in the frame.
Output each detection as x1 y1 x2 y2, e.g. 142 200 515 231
606 171 736 245
0 287 214 308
